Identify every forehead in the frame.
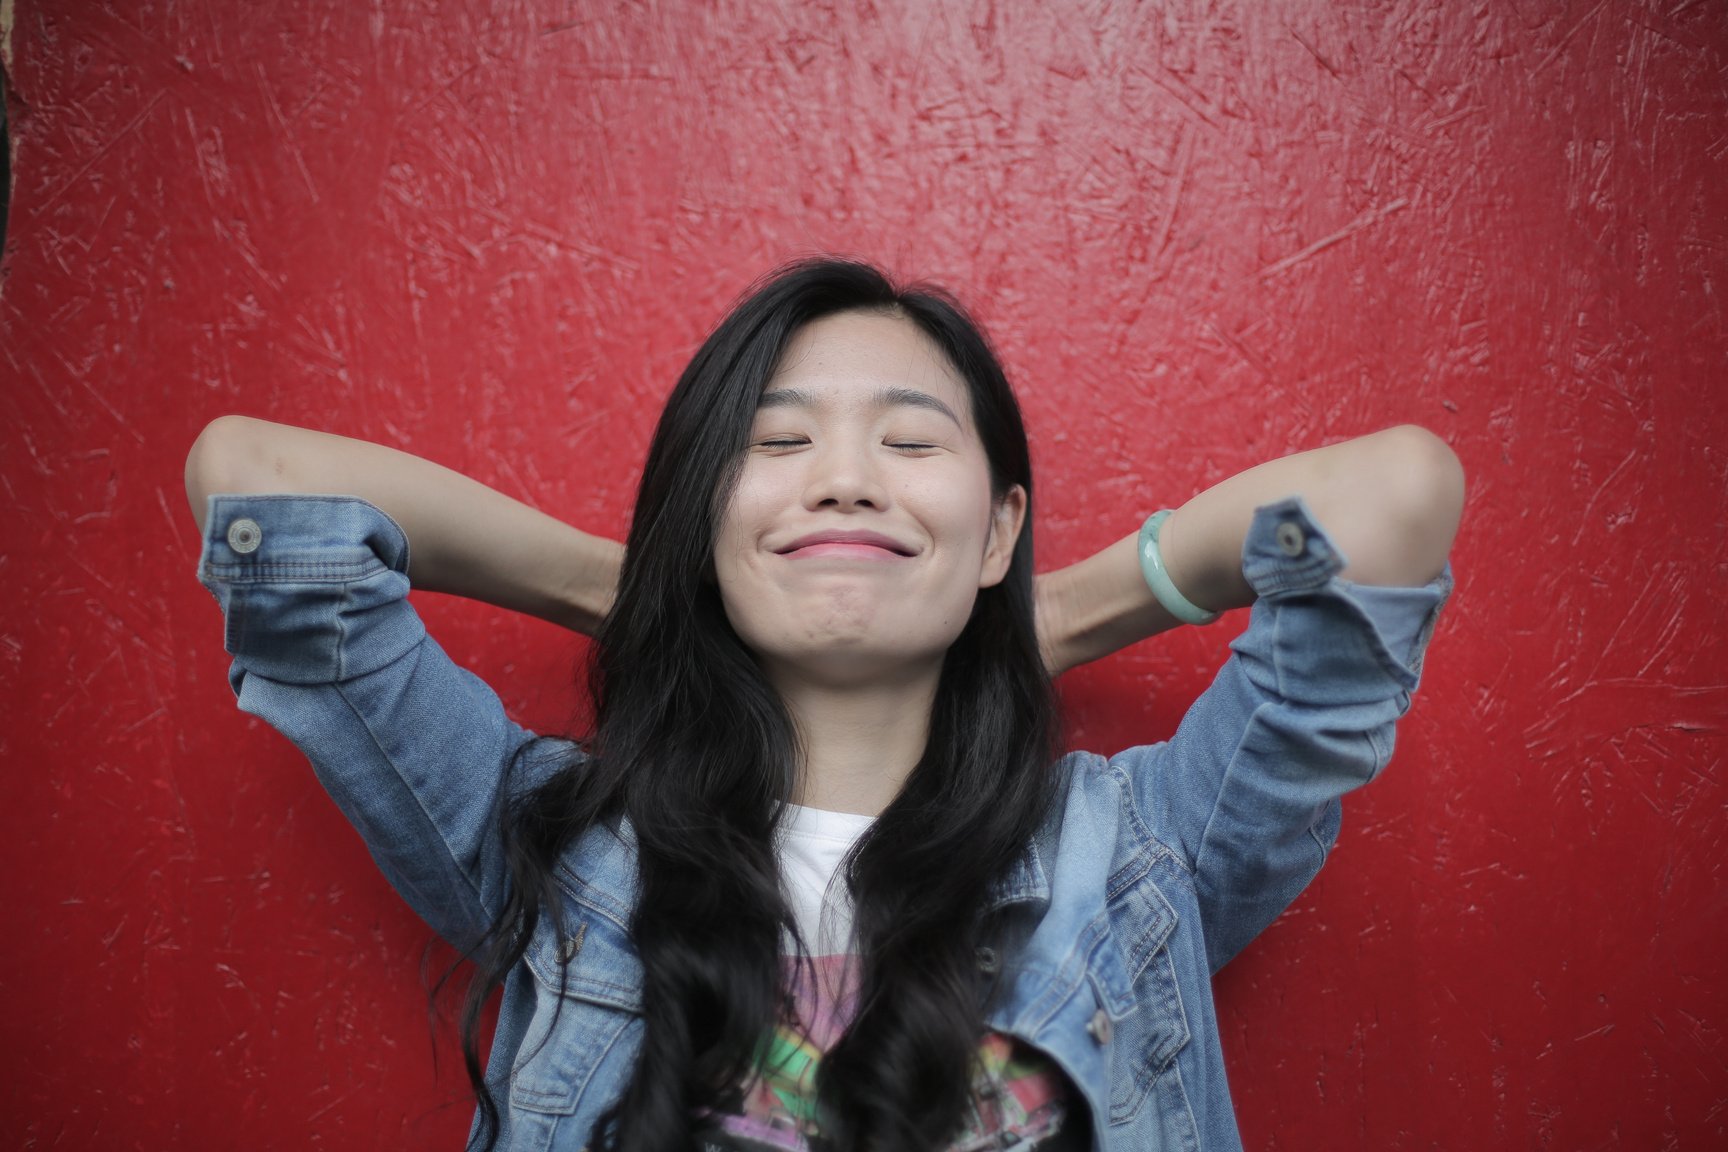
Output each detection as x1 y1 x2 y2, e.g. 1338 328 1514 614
764 310 970 417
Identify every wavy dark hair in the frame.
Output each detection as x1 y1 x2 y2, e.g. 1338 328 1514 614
455 257 1060 1151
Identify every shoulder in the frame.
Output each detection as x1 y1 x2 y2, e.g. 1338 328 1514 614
1042 750 1187 883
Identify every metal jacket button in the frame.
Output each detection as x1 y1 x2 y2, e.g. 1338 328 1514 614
226 518 262 554
1087 1009 1112 1045
557 924 586 964
1275 521 1306 557
975 946 999 975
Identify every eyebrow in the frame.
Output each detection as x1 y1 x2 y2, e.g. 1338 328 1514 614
757 385 962 428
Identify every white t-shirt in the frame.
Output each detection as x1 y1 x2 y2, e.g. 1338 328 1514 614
699 804 1085 1151
776 802 876 959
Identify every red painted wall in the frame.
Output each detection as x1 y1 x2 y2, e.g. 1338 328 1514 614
4 1 1724 1147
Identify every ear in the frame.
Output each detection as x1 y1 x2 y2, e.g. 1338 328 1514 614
979 484 1028 589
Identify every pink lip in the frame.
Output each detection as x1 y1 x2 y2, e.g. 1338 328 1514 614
776 530 917 557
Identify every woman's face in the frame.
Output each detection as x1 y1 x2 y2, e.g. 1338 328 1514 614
713 309 1025 687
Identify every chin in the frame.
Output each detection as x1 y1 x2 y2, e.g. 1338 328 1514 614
759 640 944 688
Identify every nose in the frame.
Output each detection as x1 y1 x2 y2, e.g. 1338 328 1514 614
802 438 889 511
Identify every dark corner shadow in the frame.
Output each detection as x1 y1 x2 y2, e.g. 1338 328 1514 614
0 39 12 283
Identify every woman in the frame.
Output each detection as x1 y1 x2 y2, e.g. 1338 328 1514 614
187 258 1461 1151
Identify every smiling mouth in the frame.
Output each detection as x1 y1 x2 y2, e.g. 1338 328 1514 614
775 532 917 557
780 541 910 560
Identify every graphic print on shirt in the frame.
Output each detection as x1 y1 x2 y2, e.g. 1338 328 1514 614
697 956 1079 1151
695 804 1083 1152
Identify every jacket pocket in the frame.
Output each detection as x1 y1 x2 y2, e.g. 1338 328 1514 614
1105 877 1194 1126
509 896 644 1117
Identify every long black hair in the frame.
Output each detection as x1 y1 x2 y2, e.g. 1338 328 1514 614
457 257 1060 1151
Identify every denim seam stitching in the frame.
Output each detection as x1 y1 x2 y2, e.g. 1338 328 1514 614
1188 700 1268 889
552 861 635 931
1108 759 1199 882
329 672 492 940
200 560 387 582
1019 913 1111 1034
510 1006 636 1115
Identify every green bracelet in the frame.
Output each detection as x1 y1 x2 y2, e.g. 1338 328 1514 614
1138 510 1220 626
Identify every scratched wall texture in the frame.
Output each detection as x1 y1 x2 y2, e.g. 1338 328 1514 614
3 0 1724 1147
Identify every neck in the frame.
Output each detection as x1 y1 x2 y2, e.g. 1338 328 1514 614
768 662 942 817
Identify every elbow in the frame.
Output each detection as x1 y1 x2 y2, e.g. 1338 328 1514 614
1377 425 1465 584
184 415 268 532
1326 426 1463 587
1382 423 1465 521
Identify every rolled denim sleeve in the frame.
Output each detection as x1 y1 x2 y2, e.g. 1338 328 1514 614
1113 496 1452 973
196 494 566 951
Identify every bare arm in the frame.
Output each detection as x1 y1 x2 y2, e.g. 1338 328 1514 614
1035 424 1465 674
187 420 1461 668
184 415 624 635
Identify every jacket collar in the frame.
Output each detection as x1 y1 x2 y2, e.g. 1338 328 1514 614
982 833 1051 913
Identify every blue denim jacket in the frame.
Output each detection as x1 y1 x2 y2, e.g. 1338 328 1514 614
197 493 1450 1151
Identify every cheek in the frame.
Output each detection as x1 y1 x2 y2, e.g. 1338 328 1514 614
920 476 997 555
713 554 769 653
712 536 762 628
712 501 775 636
713 477 771 570
719 466 785 536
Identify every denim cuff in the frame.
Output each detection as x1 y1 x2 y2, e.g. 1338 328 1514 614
1238 497 1453 690
196 494 424 685
1240 496 1349 595
197 493 412 581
